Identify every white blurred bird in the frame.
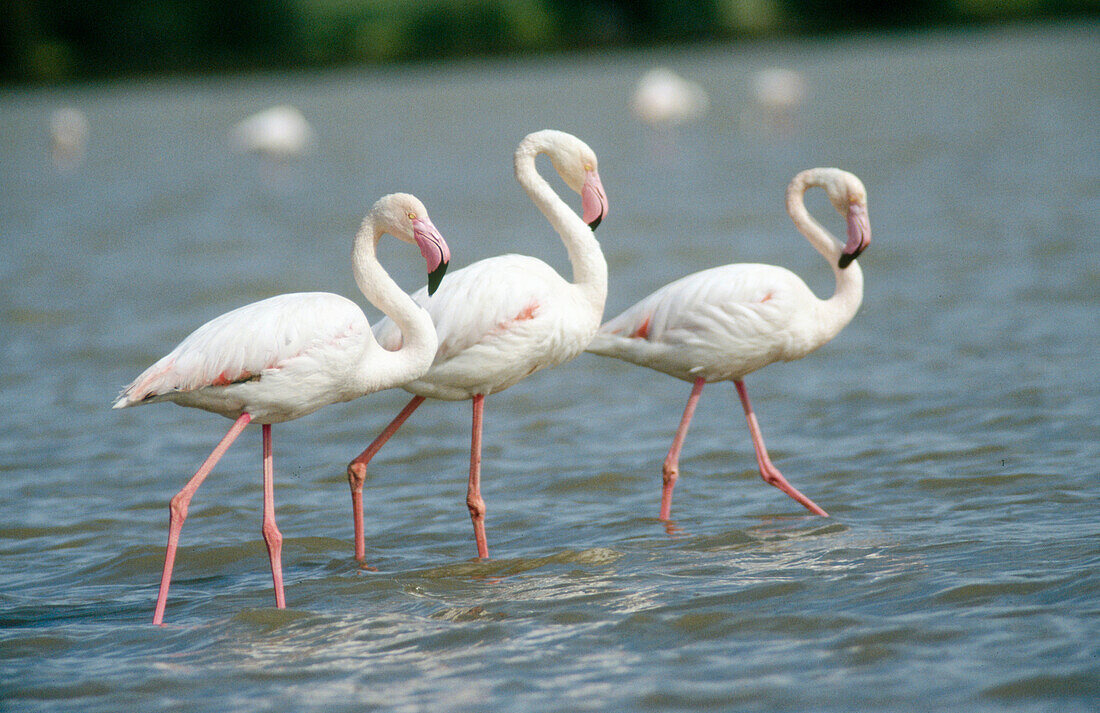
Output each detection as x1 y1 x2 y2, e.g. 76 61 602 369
632 67 709 127
230 104 314 158
49 107 89 170
749 67 807 128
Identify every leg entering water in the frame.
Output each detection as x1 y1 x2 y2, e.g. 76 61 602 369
153 412 251 626
466 394 489 559
260 424 286 609
661 378 705 521
346 395 425 562
733 380 828 517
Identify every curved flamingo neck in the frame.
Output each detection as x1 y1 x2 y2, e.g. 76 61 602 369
785 172 864 343
514 138 607 313
350 217 437 391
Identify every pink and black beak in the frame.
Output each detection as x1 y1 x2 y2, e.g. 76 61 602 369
838 202 870 269
412 217 451 295
581 168 609 230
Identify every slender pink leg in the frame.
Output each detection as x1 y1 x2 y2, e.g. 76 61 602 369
260 424 286 609
153 412 251 625
661 377 705 521
733 380 829 517
466 394 489 559
346 395 425 562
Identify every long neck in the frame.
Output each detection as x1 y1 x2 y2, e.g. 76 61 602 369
350 218 437 391
514 144 607 313
785 174 864 342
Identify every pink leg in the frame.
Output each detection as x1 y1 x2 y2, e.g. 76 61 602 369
466 394 489 559
346 395 425 562
260 424 286 609
153 412 251 625
733 380 829 517
661 377 705 521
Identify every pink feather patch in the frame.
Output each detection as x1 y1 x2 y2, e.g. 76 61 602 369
210 370 254 387
514 303 539 322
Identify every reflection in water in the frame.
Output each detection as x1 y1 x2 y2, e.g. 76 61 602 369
175 521 925 711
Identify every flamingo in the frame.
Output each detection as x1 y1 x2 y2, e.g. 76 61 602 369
113 193 451 624
631 67 709 128
49 107 89 170
746 67 808 131
751 68 807 115
345 130 609 561
586 168 871 521
230 104 314 158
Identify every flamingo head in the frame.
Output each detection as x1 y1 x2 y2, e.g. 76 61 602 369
821 169 870 269
532 130 609 230
373 193 451 295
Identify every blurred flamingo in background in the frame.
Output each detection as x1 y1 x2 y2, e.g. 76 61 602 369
748 67 807 130
632 67 709 127
587 168 871 521
230 104 314 158
113 193 450 624
346 130 609 561
49 107 89 170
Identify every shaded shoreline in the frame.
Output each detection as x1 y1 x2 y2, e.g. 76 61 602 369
2 0 1097 85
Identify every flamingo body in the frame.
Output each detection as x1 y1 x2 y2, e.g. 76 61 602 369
375 253 599 400
751 68 807 114
589 263 835 384
230 104 314 157
632 68 708 127
115 292 384 422
49 107 89 169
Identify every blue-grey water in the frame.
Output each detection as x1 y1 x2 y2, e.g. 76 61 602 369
2 22 1098 712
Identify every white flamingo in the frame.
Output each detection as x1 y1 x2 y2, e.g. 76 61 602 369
49 107 89 170
113 193 451 624
587 168 871 521
346 130 609 561
752 68 807 111
230 104 314 158
631 67 709 127
749 67 808 129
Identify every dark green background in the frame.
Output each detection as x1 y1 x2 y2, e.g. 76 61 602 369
4 0 1097 83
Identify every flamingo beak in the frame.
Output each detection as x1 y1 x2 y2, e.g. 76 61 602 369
838 202 870 269
581 168 609 230
412 217 451 295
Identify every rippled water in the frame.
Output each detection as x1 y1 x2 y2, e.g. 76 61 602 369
2 22 1098 712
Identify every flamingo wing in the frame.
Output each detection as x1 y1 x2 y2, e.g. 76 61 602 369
607 265 793 338
115 292 366 407
590 264 810 379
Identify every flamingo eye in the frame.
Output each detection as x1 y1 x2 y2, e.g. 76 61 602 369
407 212 417 220
583 162 593 172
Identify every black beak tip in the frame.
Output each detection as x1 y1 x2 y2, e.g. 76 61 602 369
427 262 448 296
587 214 603 231
838 249 862 269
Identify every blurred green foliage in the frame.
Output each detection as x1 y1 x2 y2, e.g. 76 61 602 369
1 0 1096 82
